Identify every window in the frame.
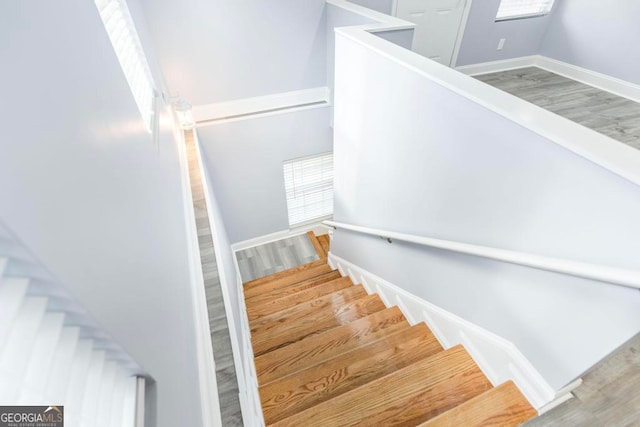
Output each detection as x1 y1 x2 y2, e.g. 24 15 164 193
283 152 334 228
496 0 555 21
95 0 156 131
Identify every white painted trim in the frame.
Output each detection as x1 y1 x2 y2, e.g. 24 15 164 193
134 376 146 427
231 241 265 426
328 0 414 31
456 55 640 104
326 220 640 289
535 56 640 104
328 252 578 410
455 55 538 76
391 0 398 15
175 126 222 427
230 222 334 253
450 0 473 68
345 25 640 188
192 87 330 127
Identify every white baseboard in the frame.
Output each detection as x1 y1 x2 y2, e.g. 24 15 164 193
193 87 331 127
328 252 579 411
455 56 538 76
457 55 640 104
535 56 640 104
230 222 333 253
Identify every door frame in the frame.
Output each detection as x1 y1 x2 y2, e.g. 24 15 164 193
392 0 474 67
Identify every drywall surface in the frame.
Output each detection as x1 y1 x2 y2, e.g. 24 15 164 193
347 0 394 14
139 0 328 105
200 153 244 363
326 3 377 111
540 0 640 85
0 1 202 426
456 0 554 66
198 108 333 243
374 29 414 49
332 30 640 390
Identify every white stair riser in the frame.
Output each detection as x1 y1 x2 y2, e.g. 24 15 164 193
0 278 30 348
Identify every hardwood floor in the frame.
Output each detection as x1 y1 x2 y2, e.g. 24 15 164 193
242 233 536 426
475 67 640 150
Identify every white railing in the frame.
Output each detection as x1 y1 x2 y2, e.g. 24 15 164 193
324 220 640 289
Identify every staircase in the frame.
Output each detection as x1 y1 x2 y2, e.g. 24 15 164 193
0 224 141 427
243 233 537 426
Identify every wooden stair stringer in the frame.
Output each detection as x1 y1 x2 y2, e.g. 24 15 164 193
316 233 330 256
307 231 327 259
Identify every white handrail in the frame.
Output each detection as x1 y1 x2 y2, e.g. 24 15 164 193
324 220 640 289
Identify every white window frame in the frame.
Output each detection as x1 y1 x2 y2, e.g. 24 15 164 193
283 152 334 228
495 0 556 21
95 0 156 132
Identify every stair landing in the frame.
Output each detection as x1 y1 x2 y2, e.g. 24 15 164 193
242 233 537 426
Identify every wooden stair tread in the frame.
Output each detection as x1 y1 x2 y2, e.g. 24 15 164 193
244 264 334 300
243 259 327 288
316 234 330 255
270 345 493 427
247 276 353 321
251 294 386 356
255 307 408 385
420 381 537 427
260 323 444 424
250 285 368 335
307 231 327 259
245 270 342 309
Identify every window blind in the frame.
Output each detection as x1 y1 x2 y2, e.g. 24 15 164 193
496 0 555 20
283 152 334 228
95 0 156 131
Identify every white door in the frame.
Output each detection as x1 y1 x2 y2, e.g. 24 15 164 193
395 0 468 66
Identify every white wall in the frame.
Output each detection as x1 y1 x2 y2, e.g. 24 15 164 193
332 29 640 390
455 0 554 66
139 0 328 105
197 108 334 243
200 153 243 362
348 0 394 14
540 0 640 85
326 3 376 112
0 1 202 426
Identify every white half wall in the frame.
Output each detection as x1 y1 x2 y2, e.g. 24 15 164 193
0 2 202 426
332 27 640 390
197 107 334 243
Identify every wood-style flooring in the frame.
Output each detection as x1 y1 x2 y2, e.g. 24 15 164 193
524 332 640 427
184 130 243 426
242 233 536 426
475 67 640 150
236 232 320 283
